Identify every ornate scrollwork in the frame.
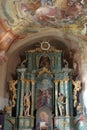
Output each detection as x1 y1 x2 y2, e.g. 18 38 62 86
6 118 15 125
27 41 62 53
59 120 69 127
72 80 81 107
41 41 50 51
9 80 18 107
37 67 54 77
20 59 27 68
5 105 11 114
77 103 83 114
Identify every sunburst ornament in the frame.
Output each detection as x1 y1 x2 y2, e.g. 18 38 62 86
41 41 50 50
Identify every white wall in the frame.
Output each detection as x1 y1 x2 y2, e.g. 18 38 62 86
0 97 8 110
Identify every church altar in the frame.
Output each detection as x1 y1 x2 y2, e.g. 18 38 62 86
3 42 87 130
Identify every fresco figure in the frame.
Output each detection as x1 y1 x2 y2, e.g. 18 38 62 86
54 0 68 9
40 0 53 6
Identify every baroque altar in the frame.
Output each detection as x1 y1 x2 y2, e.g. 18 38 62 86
3 42 87 130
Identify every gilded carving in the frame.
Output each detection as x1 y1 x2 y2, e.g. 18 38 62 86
31 79 36 85
9 80 18 107
64 78 69 83
64 121 69 126
54 79 59 86
21 79 25 84
59 120 69 127
37 67 53 77
27 42 62 53
59 120 64 127
72 80 81 107
28 47 62 53
10 119 15 125
25 120 30 127
4 105 11 114
19 120 23 127
41 41 50 51
77 103 83 115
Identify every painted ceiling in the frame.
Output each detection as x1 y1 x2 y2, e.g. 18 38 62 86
0 0 87 62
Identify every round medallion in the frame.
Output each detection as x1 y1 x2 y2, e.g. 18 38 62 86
25 120 30 127
41 41 50 50
19 120 23 127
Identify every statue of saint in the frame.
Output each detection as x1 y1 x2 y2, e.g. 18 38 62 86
23 91 32 116
57 93 66 116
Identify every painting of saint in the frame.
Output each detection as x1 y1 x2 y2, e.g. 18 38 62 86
40 111 48 123
37 89 52 108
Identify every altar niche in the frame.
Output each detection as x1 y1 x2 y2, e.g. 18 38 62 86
3 42 85 130
35 73 54 109
36 106 53 130
39 55 51 69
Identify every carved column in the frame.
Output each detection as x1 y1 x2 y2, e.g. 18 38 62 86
16 78 21 117
54 80 59 117
31 79 35 116
17 68 26 116
60 80 64 94
20 79 25 116
65 78 69 116
25 79 30 93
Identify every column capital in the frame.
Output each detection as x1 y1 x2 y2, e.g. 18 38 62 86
24 79 30 83
54 79 59 85
31 79 36 85
21 79 25 84
64 78 69 83
60 80 64 83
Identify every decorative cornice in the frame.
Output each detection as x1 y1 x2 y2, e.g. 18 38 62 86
37 67 54 77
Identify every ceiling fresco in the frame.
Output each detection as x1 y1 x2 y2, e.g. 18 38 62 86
0 0 87 62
